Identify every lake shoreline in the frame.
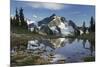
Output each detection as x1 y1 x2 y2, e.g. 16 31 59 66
11 32 95 42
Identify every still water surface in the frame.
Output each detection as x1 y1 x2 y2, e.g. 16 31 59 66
11 37 95 63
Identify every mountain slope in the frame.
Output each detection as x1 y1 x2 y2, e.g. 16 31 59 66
38 14 77 36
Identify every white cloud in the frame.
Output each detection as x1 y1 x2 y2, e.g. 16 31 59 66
33 14 38 18
14 0 67 10
33 14 42 19
26 2 65 10
42 3 65 10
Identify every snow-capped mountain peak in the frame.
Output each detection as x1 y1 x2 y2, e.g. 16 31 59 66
38 14 76 36
28 14 78 36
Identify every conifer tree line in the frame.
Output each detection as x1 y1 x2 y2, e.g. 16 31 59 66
10 8 27 28
81 16 95 34
10 8 95 33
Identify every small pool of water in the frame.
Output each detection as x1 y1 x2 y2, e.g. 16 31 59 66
11 37 95 64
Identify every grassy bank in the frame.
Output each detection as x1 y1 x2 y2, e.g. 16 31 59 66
83 56 95 62
11 51 50 66
11 26 95 41
77 32 95 41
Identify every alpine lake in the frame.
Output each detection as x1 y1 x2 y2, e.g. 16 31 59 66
11 33 95 66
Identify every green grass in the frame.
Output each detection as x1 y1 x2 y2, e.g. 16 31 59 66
11 26 31 34
78 32 95 41
11 52 50 66
11 26 95 41
83 56 95 62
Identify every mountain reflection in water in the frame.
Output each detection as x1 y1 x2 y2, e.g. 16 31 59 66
11 37 95 63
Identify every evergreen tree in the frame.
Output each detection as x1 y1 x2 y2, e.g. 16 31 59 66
93 17 95 32
15 8 19 26
82 21 86 34
10 17 13 26
19 8 27 28
19 8 24 26
89 16 95 32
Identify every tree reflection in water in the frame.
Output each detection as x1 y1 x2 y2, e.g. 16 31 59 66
82 38 95 56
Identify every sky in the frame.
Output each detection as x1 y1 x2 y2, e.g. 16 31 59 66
10 0 95 27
